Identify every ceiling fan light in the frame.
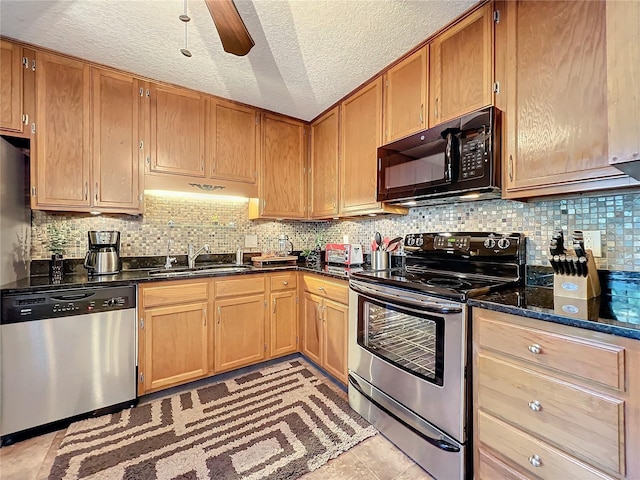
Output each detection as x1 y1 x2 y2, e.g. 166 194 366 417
180 48 192 57
179 14 191 22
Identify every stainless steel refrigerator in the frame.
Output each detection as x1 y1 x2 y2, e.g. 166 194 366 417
0 136 31 286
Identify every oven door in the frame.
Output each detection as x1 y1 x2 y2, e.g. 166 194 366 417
348 279 468 442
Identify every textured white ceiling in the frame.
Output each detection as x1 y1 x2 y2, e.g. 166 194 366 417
0 0 478 121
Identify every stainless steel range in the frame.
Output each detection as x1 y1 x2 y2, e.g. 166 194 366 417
348 232 525 480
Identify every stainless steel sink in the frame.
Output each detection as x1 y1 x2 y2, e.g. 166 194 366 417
148 264 252 278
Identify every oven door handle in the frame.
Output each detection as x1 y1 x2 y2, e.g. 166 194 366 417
348 374 460 453
350 282 462 315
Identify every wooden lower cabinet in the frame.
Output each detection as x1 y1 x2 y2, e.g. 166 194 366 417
214 294 266 372
270 290 298 358
300 275 349 385
473 307 640 480
143 302 209 393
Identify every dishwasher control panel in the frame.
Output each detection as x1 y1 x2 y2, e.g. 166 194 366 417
1 285 136 324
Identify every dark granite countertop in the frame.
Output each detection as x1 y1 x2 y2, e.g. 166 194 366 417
0 261 363 295
468 270 640 340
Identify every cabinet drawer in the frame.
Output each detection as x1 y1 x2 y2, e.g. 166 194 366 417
477 354 625 474
475 313 625 390
478 411 614 480
302 275 348 304
477 448 529 480
142 281 209 307
270 273 297 291
215 275 265 298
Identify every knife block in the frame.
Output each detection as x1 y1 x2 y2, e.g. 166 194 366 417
553 250 601 300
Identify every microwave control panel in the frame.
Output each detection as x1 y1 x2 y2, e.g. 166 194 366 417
460 130 489 180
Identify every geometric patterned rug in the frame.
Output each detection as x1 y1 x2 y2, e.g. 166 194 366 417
48 360 377 479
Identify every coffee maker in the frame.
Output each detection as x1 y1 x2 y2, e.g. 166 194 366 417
84 231 121 275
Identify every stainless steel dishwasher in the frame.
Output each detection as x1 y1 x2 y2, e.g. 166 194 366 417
0 284 137 444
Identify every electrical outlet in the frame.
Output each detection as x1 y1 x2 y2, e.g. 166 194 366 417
582 230 602 257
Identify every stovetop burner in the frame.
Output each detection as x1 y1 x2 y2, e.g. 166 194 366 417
351 232 526 301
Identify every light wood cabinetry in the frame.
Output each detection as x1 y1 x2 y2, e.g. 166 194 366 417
269 273 298 358
206 98 259 184
32 52 141 213
138 280 211 395
606 1 640 168
300 274 348 384
498 0 633 199
34 51 91 209
214 275 267 372
148 83 205 177
429 3 493 126
383 47 427 143
309 107 340 218
91 68 142 213
255 113 307 218
0 39 24 133
473 308 640 480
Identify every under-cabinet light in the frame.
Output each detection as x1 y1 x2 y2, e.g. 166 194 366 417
144 190 249 202
459 193 481 199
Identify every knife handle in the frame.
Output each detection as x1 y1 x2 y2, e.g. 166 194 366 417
579 256 588 277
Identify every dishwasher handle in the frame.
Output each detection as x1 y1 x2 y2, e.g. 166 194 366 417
50 292 95 301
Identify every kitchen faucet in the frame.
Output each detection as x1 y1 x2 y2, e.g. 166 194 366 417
164 239 176 269
188 243 210 268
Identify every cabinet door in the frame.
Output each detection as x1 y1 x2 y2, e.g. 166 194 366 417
0 40 23 133
606 1 640 167
260 113 306 218
340 78 383 214
322 299 348 385
301 292 323 366
206 98 259 184
270 290 298 358
309 107 339 218
91 68 141 213
149 83 205 177
429 3 493 126
501 0 628 198
143 302 209 393
35 51 90 208
215 294 266 372
384 47 427 143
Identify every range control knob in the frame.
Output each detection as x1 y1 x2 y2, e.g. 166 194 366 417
416 237 424 247
107 298 117 307
483 238 496 249
497 238 511 249
407 237 416 246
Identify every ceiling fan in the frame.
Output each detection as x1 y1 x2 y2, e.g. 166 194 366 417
204 0 255 56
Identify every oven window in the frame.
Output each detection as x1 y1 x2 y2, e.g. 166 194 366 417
357 296 445 386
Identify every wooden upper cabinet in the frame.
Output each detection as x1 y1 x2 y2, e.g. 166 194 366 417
500 0 631 199
91 68 141 213
206 98 259 184
429 3 493 126
149 83 205 177
309 107 339 218
0 39 23 133
340 78 383 214
383 46 427 143
606 1 640 167
260 113 307 218
35 51 91 208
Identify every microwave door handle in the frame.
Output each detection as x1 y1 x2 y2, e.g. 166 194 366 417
444 132 453 182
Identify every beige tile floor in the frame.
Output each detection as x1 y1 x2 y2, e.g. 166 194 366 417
0 427 433 480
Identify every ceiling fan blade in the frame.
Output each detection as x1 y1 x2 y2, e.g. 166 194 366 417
204 0 255 56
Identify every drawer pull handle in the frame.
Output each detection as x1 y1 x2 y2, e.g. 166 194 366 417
282 281 288 285
528 454 542 467
528 400 542 412
318 286 325 291
528 344 542 354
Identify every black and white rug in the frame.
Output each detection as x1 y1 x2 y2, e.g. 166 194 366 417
48 360 377 479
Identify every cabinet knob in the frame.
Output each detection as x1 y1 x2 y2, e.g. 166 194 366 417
318 286 325 291
528 400 542 412
282 281 288 285
528 344 542 354
528 454 542 468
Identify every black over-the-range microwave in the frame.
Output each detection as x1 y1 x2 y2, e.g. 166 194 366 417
377 106 501 206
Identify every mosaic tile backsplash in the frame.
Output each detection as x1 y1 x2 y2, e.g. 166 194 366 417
31 191 640 272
